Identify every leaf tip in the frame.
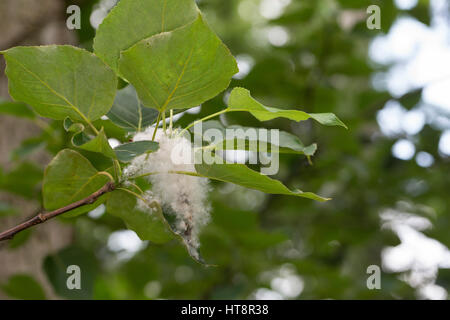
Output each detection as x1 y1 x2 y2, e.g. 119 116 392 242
335 116 348 130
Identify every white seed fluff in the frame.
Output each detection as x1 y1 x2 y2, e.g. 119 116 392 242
123 127 211 250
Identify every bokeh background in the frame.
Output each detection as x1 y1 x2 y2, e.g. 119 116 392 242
0 0 449 300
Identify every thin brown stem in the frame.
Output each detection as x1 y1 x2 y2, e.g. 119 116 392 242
0 182 115 241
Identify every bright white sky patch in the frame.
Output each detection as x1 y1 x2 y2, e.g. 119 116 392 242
381 208 450 300
267 26 289 47
252 263 304 300
253 288 284 300
438 130 450 155
259 0 291 20
88 204 106 219
108 138 121 149
107 230 147 261
372 0 450 166
377 8 450 292
271 274 304 298
186 106 201 114
418 284 448 300
377 100 406 137
392 139 416 160
416 151 435 167
424 79 450 111
217 150 250 164
395 0 419 10
90 0 118 29
402 110 426 135
369 13 450 107
234 54 255 80
369 17 429 65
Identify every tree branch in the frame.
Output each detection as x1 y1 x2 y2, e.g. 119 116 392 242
0 182 115 242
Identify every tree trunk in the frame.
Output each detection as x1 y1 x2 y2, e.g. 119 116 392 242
0 0 79 299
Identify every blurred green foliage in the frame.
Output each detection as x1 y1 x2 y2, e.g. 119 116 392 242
0 0 448 299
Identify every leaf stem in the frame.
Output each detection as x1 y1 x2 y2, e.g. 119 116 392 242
98 171 115 182
125 182 144 195
116 187 146 202
115 188 162 219
179 108 229 136
72 107 99 135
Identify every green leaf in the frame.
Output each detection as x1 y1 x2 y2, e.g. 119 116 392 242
119 15 238 111
2 45 117 122
43 246 99 299
64 119 117 159
107 85 159 132
114 141 159 162
195 120 317 156
227 87 347 128
75 128 117 159
42 149 111 216
93 118 128 142
1 274 46 300
0 99 35 118
93 0 199 74
106 190 174 244
158 206 210 265
64 117 84 133
107 189 209 264
195 163 329 201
